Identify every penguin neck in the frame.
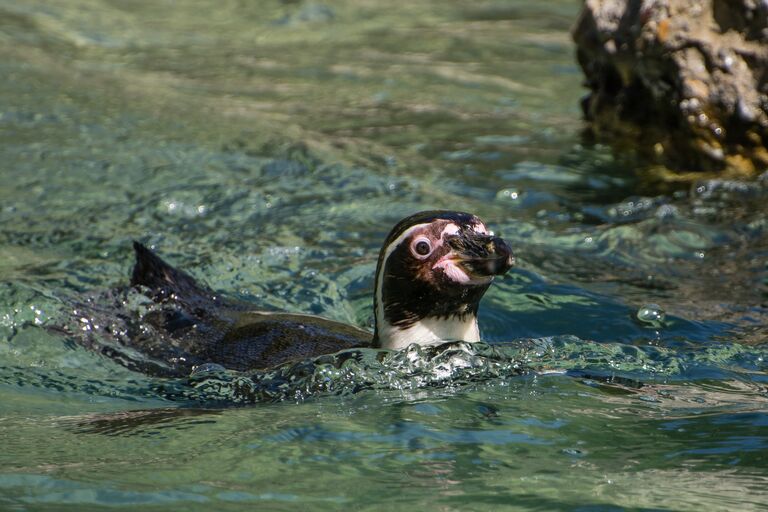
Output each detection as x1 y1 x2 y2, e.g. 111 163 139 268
374 314 481 350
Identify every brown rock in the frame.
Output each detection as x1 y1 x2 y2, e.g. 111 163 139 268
572 0 768 178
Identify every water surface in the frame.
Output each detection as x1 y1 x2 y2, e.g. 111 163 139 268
1 1 767 510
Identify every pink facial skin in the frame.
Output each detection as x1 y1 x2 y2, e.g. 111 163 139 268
432 256 493 285
429 221 493 285
432 257 472 283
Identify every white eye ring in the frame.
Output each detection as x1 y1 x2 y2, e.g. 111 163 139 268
411 237 433 258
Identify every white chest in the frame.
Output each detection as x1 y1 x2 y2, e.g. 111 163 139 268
378 316 480 350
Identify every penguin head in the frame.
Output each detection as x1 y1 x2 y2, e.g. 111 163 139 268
372 211 514 350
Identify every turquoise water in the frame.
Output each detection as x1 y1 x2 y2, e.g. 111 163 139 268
1 1 767 510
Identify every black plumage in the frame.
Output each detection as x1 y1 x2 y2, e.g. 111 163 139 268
66 211 513 377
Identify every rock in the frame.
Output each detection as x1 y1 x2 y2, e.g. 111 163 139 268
572 0 768 179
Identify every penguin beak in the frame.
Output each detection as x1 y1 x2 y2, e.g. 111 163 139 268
440 230 515 283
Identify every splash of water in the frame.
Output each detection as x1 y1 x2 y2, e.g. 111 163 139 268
157 337 768 404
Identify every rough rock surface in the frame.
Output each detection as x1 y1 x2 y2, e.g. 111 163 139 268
573 0 768 178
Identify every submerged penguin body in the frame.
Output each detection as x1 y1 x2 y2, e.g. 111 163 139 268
71 211 513 377
123 242 368 376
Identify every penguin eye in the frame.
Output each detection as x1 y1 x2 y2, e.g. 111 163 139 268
412 238 432 257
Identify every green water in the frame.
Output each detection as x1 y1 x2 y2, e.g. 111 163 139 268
1 0 767 510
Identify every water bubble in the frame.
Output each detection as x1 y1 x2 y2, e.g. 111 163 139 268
655 204 678 218
497 188 520 200
636 304 666 327
190 363 227 376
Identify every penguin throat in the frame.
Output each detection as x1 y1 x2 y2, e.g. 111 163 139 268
376 313 481 350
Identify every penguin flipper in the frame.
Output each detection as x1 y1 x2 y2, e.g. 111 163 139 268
130 242 215 304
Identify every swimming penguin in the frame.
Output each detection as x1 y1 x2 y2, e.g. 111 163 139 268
77 211 513 377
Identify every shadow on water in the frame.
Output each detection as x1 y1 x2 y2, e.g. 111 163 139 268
63 407 223 436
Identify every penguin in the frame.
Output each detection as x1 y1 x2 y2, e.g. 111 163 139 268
79 211 514 377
